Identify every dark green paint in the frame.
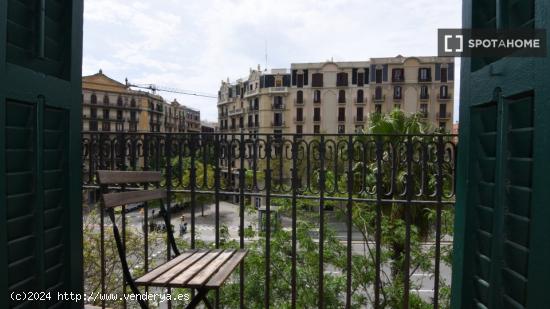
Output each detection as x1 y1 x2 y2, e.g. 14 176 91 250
452 0 550 308
0 0 83 308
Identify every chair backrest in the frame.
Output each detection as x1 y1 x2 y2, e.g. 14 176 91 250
97 170 166 208
95 170 179 309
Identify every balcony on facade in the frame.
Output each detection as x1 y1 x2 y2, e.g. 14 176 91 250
268 87 289 94
228 108 244 116
270 120 286 127
437 93 453 101
271 103 285 110
354 116 365 123
293 116 305 124
372 94 385 103
436 112 452 120
244 88 259 98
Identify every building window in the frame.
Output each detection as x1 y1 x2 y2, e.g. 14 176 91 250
91 94 97 104
254 98 259 110
273 113 283 127
392 68 404 82
439 103 447 118
91 108 97 119
420 86 429 99
130 111 136 121
130 98 136 107
103 95 110 105
440 67 448 82
273 96 284 109
248 115 253 127
103 108 109 120
314 108 321 122
375 104 382 114
356 89 364 103
296 108 303 121
313 125 320 134
357 72 364 86
420 103 428 117
117 96 123 106
90 121 98 131
394 86 402 99
419 68 431 82
296 125 303 134
338 107 345 122
312 73 323 87
255 114 259 126
297 74 304 88
394 104 401 110
375 69 383 83
336 72 348 87
338 90 346 103
116 110 123 120
440 85 449 98
356 107 363 121
314 90 321 103
297 90 303 104
338 125 345 134
375 86 383 100
355 125 364 133
439 122 446 130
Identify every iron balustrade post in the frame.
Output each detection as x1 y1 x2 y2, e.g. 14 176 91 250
100 186 106 309
374 137 383 309
403 137 413 309
143 134 150 297
318 135 325 309
433 135 444 309
165 133 173 260
264 135 272 308
291 135 298 309
346 135 353 308
239 133 246 309
214 134 221 309
121 134 127 309
190 134 197 249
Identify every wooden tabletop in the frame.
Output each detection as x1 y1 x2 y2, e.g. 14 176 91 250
135 249 247 289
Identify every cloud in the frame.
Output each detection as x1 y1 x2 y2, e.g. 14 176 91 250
83 0 461 121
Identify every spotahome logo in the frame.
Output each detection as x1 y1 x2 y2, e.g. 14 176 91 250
438 28 547 57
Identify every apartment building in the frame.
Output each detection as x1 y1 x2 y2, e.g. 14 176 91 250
82 70 201 133
217 56 455 135
183 106 201 132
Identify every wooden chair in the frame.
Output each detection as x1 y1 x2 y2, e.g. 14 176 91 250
97 170 247 309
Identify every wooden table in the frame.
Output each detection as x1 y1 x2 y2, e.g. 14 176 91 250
135 249 247 308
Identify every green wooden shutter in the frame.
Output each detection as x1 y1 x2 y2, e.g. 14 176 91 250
452 1 549 307
1 0 83 308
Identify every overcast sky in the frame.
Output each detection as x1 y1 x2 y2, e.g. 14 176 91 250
83 0 462 122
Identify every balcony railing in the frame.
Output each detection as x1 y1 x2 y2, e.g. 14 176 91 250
372 94 385 102
244 88 259 97
437 112 452 120
270 121 285 127
271 103 285 110
81 132 457 309
293 117 305 123
268 87 289 94
437 93 452 100
228 108 243 116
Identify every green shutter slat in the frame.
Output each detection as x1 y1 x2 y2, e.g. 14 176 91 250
5 102 37 301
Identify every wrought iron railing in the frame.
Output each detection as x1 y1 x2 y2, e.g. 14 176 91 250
82 132 457 309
